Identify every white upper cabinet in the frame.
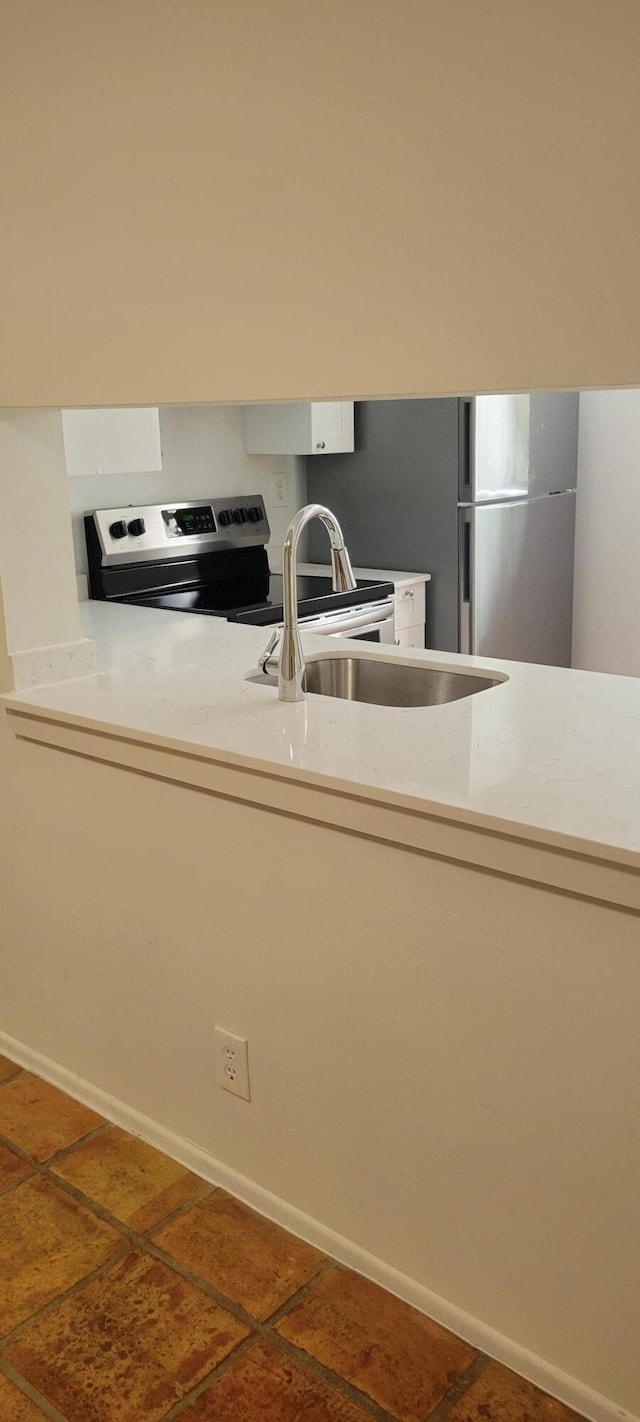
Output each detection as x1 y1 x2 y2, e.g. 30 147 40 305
62 408 162 477
243 401 354 455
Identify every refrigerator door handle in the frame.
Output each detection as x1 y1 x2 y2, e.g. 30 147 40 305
459 509 473 655
458 398 474 502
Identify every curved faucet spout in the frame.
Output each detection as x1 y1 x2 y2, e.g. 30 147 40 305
276 504 356 702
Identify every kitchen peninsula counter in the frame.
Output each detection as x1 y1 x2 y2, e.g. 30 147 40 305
3 600 639 911
4 599 640 1420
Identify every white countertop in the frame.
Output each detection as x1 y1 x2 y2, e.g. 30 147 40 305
3 601 640 881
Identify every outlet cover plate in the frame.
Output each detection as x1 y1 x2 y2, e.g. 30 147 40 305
270 471 289 507
214 1026 250 1101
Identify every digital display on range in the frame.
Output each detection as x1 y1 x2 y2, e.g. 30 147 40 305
162 506 216 537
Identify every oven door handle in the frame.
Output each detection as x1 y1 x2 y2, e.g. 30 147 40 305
258 597 394 675
298 597 394 637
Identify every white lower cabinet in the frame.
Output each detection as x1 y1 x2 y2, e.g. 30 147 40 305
394 623 426 648
391 578 426 646
371 574 428 647
380 620 425 648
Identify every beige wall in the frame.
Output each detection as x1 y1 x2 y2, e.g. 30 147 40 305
0 412 79 653
1 718 639 1416
2 1 640 406
573 391 640 676
0 411 92 689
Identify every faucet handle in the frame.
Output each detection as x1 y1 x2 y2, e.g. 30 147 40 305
258 625 282 676
331 544 357 593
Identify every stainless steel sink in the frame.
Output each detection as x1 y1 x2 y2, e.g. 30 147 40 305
302 656 503 707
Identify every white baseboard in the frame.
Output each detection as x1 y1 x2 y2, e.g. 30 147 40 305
0 1028 633 1422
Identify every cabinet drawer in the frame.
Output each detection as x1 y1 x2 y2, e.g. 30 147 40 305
394 583 426 630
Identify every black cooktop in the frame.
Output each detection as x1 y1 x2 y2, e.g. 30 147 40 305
123 573 392 627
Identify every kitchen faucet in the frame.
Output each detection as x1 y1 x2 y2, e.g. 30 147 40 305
259 503 356 701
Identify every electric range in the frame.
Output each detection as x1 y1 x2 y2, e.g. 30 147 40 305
85 496 395 639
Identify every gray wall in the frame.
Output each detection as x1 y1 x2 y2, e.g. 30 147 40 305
308 399 460 651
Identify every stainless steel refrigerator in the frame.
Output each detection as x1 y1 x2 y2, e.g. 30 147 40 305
307 393 578 665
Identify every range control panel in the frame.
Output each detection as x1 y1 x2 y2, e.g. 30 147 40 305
163 505 217 537
92 496 270 566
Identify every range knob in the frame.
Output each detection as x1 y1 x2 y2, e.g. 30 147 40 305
109 519 128 540
127 517 146 537
233 507 248 524
247 505 263 523
218 509 233 527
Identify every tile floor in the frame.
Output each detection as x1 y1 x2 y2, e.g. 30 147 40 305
0 1052 585 1422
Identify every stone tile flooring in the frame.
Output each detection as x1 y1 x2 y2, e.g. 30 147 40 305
0 1052 584 1422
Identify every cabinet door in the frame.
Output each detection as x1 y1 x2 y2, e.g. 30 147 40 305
243 401 354 454
309 401 354 454
394 624 426 648
62 408 162 476
243 403 311 454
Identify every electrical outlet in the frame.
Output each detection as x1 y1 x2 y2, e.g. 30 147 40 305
270 471 289 507
214 1026 250 1101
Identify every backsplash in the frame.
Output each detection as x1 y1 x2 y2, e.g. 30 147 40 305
67 405 306 578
